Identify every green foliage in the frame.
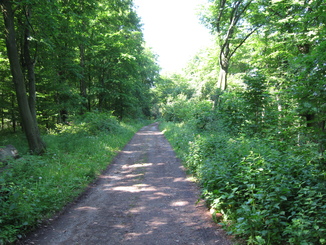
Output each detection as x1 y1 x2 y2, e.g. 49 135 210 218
159 121 195 163
161 116 326 244
199 0 264 90
161 94 192 123
0 114 146 244
0 0 159 132
161 96 215 131
75 111 121 135
156 0 326 244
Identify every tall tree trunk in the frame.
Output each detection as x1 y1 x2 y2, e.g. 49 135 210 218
10 93 16 132
0 93 3 130
79 43 87 113
1 0 45 154
23 5 37 121
214 0 258 91
217 39 230 91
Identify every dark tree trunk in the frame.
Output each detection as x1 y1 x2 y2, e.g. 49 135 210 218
79 43 87 114
10 93 16 132
23 5 37 121
1 0 45 154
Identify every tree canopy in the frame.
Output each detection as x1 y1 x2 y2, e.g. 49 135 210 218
0 0 160 153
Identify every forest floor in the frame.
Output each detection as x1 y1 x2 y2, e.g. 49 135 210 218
20 123 231 245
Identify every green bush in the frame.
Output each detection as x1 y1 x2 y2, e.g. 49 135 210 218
161 96 216 132
161 121 326 245
188 100 215 131
76 111 121 134
161 94 192 122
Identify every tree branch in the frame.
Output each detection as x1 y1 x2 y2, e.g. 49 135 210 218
216 0 227 33
229 25 262 59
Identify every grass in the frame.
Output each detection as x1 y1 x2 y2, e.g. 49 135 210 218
0 115 149 244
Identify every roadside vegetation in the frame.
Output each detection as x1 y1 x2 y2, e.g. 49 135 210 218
161 118 325 244
0 112 148 244
158 78 325 244
1 0 325 244
155 1 325 243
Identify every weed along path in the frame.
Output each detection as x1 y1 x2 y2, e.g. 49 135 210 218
22 123 231 245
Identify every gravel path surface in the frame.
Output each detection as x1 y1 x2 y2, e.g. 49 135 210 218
21 123 231 245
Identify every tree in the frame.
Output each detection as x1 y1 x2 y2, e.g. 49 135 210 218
0 0 159 132
1 0 45 154
200 0 262 90
21 4 38 121
249 0 326 152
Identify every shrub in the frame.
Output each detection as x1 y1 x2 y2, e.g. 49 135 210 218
161 121 326 245
77 111 121 134
161 94 192 122
161 96 216 132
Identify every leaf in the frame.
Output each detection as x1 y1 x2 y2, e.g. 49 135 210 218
255 235 266 244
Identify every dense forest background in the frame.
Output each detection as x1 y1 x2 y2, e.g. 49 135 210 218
0 0 159 152
0 0 325 244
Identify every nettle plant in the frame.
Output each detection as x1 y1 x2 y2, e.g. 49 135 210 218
187 133 326 244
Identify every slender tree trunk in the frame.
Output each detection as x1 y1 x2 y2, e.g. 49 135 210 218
0 93 3 130
79 43 87 114
79 44 86 97
218 39 230 91
10 93 16 132
1 0 45 154
214 0 258 91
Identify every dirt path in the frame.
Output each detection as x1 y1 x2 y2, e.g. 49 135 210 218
22 123 231 245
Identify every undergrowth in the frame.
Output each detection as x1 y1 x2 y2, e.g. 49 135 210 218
160 121 326 245
0 112 148 244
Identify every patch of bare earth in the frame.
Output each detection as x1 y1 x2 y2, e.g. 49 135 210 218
21 123 231 245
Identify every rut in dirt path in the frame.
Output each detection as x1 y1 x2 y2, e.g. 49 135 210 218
22 123 231 245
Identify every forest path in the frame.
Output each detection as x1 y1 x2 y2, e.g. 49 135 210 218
22 123 231 245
